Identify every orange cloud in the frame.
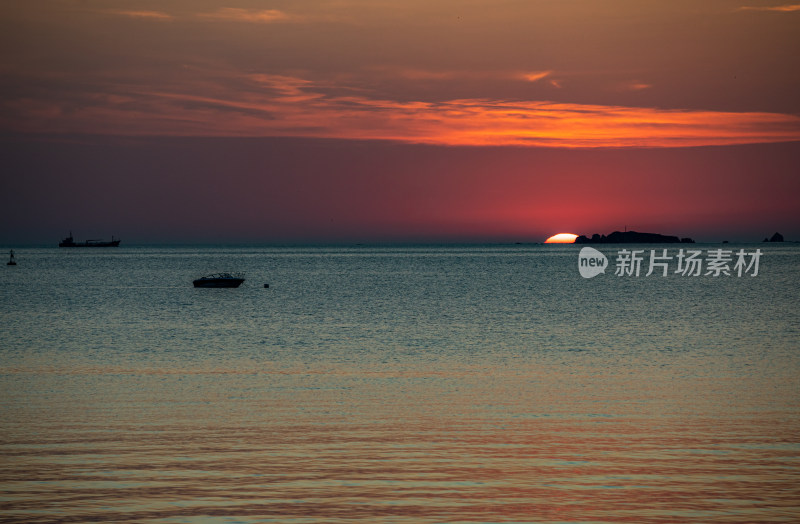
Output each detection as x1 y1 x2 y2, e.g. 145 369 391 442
738 4 800 11
373 67 551 82
196 8 292 23
246 74 325 103
107 10 173 21
4 74 800 148
522 71 553 83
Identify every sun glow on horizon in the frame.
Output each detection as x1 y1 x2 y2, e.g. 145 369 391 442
545 233 578 243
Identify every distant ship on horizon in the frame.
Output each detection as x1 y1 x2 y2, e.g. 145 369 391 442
59 232 120 247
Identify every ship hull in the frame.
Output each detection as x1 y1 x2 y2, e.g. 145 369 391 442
193 278 245 288
59 240 121 247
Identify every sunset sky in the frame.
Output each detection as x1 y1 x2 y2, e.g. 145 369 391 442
1 0 799 243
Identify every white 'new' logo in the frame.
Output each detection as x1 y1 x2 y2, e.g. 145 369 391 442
578 247 608 278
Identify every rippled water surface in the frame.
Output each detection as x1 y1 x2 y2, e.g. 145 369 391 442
1 244 799 522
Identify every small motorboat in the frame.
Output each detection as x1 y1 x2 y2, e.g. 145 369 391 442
7 249 16 266
193 272 245 288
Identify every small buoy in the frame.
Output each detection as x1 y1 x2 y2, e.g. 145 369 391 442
264 283 269 288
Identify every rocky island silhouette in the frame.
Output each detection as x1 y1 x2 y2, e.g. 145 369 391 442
574 231 695 244
763 232 784 242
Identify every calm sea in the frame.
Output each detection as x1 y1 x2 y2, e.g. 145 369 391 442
1 244 799 523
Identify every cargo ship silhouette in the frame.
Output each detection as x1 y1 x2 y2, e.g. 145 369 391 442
59 232 120 247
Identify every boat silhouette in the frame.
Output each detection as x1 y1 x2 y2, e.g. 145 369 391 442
59 232 120 247
193 272 245 288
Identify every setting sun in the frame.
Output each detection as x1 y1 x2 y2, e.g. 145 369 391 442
545 233 578 243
